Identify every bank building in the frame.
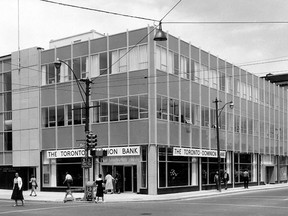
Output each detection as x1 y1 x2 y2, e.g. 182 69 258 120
0 26 287 194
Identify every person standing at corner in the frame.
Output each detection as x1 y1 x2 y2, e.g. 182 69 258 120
114 171 121 194
214 171 220 191
11 172 24 206
243 169 249 189
223 170 229 190
29 175 37 196
95 174 104 203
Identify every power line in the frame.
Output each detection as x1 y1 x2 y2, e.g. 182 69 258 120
40 0 157 22
163 21 288 24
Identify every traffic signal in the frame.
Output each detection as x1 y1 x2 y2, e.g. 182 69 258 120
86 133 97 147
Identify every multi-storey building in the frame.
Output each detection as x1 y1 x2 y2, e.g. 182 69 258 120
0 27 288 194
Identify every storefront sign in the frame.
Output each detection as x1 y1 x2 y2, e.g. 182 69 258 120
47 149 85 159
173 147 226 158
104 146 140 156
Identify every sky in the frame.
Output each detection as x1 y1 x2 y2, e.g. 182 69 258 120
1 0 288 77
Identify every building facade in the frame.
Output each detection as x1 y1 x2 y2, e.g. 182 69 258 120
1 26 288 194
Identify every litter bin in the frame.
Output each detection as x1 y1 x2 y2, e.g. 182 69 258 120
85 181 95 201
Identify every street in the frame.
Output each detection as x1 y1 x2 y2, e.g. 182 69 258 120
1 187 288 216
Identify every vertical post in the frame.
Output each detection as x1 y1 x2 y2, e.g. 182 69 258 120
215 98 222 192
84 78 92 200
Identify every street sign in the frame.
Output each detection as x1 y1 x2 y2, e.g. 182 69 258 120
81 157 92 168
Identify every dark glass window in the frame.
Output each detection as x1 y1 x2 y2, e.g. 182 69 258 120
100 53 107 75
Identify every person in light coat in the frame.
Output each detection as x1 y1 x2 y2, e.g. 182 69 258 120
11 173 24 206
105 173 114 194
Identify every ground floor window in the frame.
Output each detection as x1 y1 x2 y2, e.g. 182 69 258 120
158 147 192 187
56 158 83 187
202 157 225 185
234 153 253 183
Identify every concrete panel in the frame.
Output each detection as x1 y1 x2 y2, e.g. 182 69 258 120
191 127 200 148
29 129 39 150
58 127 73 149
57 83 72 104
170 122 179 146
41 87 56 106
73 41 88 58
109 73 128 97
110 122 128 145
90 37 107 54
157 121 168 145
129 70 148 95
156 70 167 96
181 124 190 147
13 131 21 151
109 32 127 50
29 150 40 167
42 128 56 150
130 120 149 145
91 123 108 146
129 28 148 46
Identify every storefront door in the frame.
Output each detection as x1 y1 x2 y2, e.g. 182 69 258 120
124 166 132 192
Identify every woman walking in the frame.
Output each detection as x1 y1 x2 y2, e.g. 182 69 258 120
11 173 24 206
29 175 37 196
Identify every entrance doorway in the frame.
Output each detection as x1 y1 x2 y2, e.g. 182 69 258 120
102 165 137 193
266 166 274 184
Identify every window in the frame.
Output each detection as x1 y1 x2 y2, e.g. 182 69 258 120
241 116 247 134
91 54 100 77
119 97 128 120
156 46 167 72
73 103 82 125
57 105 65 126
157 95 168 120
219 72 225 91
49 107 56 127
201 106 209 127
174 53 179 75
100 52 108 75
48 64 55 84
110 48 127 74
129 95 139 120
254 120 259 135
73 58 81 79
110 98 119 121
234 115 240 133
194 62 200 83
180 56 189 79
139 94 148 118
42 107 48 128
169 99 179 122
100 100 108 122
248 118 253 135
191 104 200 126
129 44 148 71
65 104 72 125
181 101 191 123
227 113 234 132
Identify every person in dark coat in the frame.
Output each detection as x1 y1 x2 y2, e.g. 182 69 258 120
214 171 220 191
243 170 250 189
95 174 104 203
11 173 24 206
223 170 230 190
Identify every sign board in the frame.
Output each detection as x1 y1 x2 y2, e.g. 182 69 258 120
173 147 226 158
103 146 140 157
81 157 92 168
47 149 85 159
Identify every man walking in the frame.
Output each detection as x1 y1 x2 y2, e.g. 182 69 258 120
243 169 249 189
223 170 229 190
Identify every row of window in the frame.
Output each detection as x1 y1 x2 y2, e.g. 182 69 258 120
42 94 148 128
41 44 148 85
155 46 281 109
157 95 286 140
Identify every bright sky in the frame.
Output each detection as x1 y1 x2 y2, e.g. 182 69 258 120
1 0 288 77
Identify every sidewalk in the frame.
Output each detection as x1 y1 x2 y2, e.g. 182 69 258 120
1 183 287 203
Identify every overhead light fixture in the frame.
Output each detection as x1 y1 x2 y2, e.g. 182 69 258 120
154 22 167 41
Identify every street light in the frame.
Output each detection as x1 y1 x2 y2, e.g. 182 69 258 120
54 58 93 199
154 22 167 41
213 98 233 192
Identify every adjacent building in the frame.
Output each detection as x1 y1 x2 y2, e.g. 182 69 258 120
1 26 288 194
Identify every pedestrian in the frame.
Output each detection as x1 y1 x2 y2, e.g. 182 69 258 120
11 172 24 206
95 174 104 203
105 172 114 194
214 171 220 191
63 172 74 202
223 170 229 190
29 175 37 196
114 171 121 194
243 169 249 189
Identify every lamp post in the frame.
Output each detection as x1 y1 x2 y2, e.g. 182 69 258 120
213 98 234 192
54 58 93 199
